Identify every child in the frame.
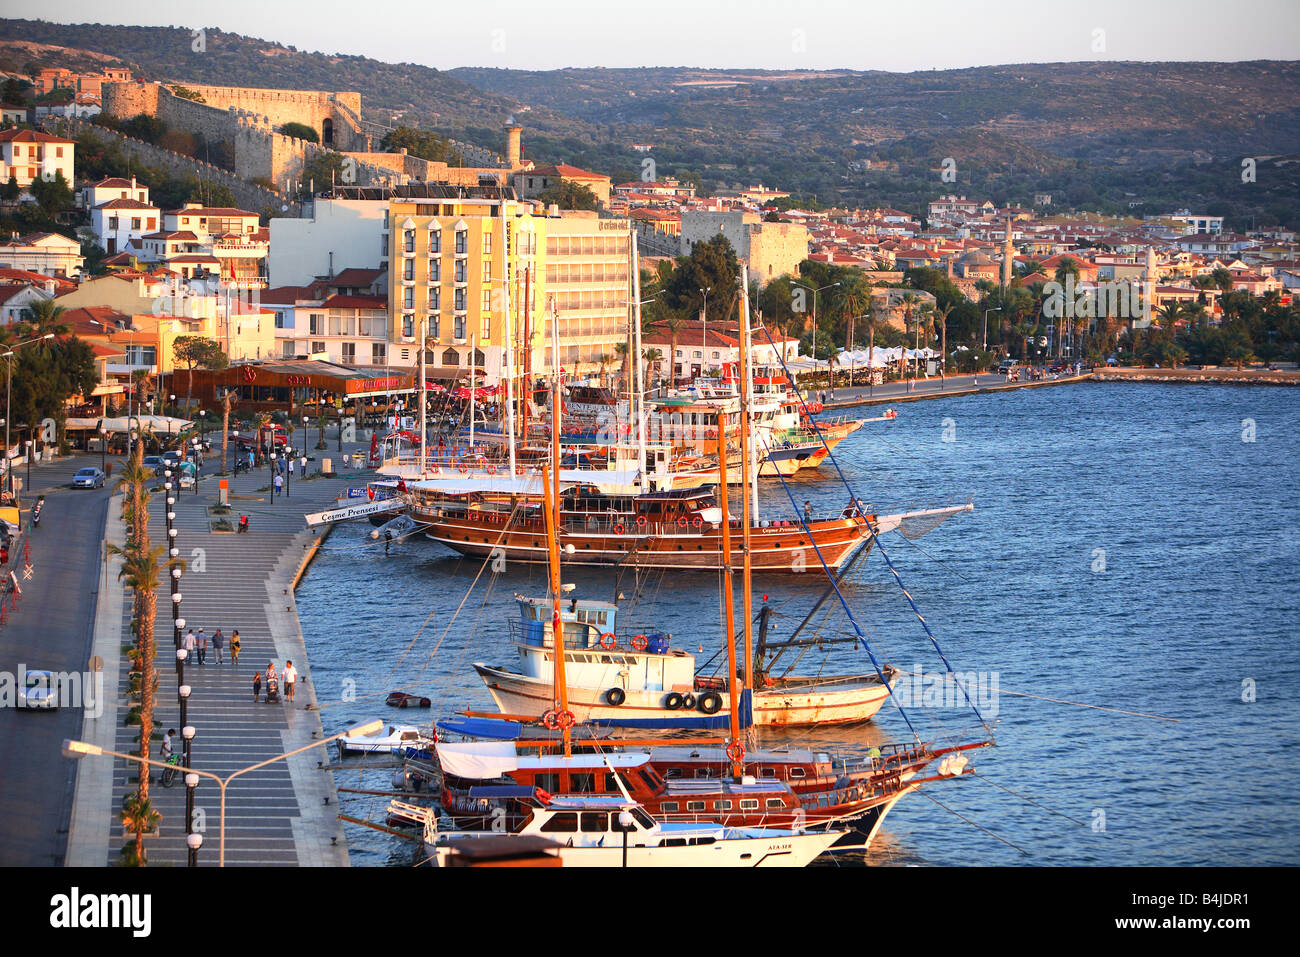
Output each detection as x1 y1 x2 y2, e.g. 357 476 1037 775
253 670 262 702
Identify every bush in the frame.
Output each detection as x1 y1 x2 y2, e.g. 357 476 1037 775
280 121 319 143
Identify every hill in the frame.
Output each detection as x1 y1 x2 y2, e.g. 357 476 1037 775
3 18 1298 225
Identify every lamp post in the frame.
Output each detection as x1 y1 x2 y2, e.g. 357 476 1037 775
2 333 54 496
698 286 710 375
99 427 107 472
270 452 277 501
982 306 1002 353
62 719 384 866
793 281 839 384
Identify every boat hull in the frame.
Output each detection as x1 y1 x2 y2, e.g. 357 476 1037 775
420 514 873 571
475 665 893 728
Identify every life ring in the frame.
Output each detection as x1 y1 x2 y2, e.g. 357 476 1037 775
599 632 617 650
542 709 559 730
613 523 626 536
677 516 688 528
554 709 575 730
631 634 648 651
680 693 696 711
430 464 439 475
487 464 496 475
458 464 469 475
691 516 703 528
664 692 684 711
698 691 723 715
726 742 745 763
515 465 526 476
605 687 626 706
706 429 717 439
635 514 647 527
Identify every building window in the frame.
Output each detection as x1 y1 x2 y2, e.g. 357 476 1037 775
454 229 467 255
482 232 492 254
454 288 466 311
341 342 356 364
429 259 440 282
403 229 415 253
442 348 458 366
453 316 466 340
403 288 414 310
429 315 440 338
403 259 414 281
454 259 467 283
309 314 325 336
124 345 156 367
402 314 414 339
480 289 492 313
693 351 702 359
310 341 325 355
428 286 440 310
480 317 490 341
428 229 441 253
274 311 287 329
481 260 492 283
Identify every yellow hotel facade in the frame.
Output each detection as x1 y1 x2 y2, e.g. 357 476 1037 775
386 185 630 383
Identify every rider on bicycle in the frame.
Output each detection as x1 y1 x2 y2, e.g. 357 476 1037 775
161 729 175 763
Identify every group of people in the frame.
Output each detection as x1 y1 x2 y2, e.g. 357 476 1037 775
182 627 239 665
252 659 297 704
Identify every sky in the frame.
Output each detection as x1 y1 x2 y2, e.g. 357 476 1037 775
20 0 1300 72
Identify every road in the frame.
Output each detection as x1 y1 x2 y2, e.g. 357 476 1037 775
0 454 112 866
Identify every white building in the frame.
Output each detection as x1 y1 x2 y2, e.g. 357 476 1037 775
87 176 160 255
263 269 390 367
268 196 389 287
0 128 75 189
0 232 83 277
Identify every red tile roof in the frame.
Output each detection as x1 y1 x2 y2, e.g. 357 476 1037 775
320 294 387 310
0 128 75 144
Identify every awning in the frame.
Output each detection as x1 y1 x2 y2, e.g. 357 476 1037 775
90 384 125 397
435 741 520 779
436 716 525 740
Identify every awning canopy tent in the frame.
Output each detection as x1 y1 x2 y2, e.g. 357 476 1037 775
836 346 939 365
65 415 194 433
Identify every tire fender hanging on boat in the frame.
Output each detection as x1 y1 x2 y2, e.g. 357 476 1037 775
605 687 626 706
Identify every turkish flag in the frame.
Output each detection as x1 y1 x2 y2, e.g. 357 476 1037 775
367 486 375 501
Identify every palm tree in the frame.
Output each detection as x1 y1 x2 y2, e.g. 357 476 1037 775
597 353 613 388
663 317 685 385
1155 302 1183 337
642 347 664 386
613 341 631 393
114 437 151 553
23 296 67 334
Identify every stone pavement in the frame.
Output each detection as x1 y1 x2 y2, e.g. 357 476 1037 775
67 443 376 866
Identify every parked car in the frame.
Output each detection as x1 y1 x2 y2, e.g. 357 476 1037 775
143 455 164 474
18 670 57 709
161 450 183 469
72 467 105 489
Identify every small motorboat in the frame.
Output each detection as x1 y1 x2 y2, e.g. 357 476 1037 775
338 722 434 756
386 691 433 709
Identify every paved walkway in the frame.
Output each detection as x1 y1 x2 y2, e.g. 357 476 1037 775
811 371 1091 411
67 444 374 866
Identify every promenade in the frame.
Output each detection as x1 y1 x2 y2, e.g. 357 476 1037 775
813 370 1091 411
66 441 371 867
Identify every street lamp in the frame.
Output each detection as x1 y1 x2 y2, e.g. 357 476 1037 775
61 719 384 866
270 453 278 501
698 286 711 375
98 426 107 473
982 306 1002 353
793 281 840 383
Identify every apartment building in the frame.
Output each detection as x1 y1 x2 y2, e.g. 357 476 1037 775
542 212 631 375
0 128 75 189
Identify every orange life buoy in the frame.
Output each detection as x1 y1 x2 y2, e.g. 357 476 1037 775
459 464 469 475
692 515 703 528
677 516 688 528
631 634 648 651
613 523 626 536
726 742 745 763
635 514 647 527
555 709 575 730
516 465 526 476
542 709 559 730
487 464 496 475
599 632 617 650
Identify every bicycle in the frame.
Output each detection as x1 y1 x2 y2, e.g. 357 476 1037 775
160 753 181 788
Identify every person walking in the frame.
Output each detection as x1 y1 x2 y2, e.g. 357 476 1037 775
803 500 813 524
252 670 262 702
230 630 241 666
288 457 294 478
274 473 284 497
197 628 207 665
184 628 197 662
283 660 297 702
212 628 224 664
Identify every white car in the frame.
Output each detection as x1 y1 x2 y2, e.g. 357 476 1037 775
18 670 58 709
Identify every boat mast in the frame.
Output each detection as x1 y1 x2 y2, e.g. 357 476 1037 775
631 235 647 494
469 333 476 451
419 313 427 477
546 300 571 758
738 266 755 694
501 205 517 476
716 416 742 779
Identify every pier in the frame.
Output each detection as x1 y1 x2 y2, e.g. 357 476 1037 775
66 446 371 866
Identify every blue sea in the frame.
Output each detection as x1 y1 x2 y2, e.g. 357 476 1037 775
296 382 1300 866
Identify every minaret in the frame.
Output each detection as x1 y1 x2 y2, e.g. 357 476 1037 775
505 115 522 170
1143 245 1157 326
1000 217 1014 288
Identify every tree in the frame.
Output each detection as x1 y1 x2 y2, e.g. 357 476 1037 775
537 181 598 211
642 347 664 385
1 175 18 201
664 235 740 321
613 341 631 392
28 169 74 216
380 126 462 165
172 336 228 410
279 122 319 143
300 151 347 196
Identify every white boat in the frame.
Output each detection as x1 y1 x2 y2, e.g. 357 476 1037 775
423 794 843 867
474 595 895 729
338 722 434 756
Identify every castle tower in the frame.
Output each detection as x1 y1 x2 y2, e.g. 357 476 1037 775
1000 217 1014 288
505 115 522 170
1143 245 1157 326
